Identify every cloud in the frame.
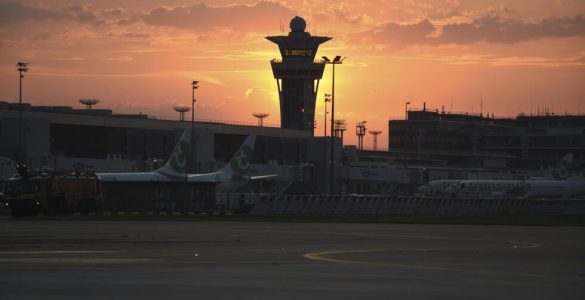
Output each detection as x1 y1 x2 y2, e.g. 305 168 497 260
0 2 103 25
439 14 585 45
354 14 585 47
107 56 134 62
140 1 295 32
67 4 97 23
244 88 254 99
0 2 63 24
333 8 374 26
355 19 436 48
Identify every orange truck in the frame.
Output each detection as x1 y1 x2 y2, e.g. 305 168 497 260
3 172 102 217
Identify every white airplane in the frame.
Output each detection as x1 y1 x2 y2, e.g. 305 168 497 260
524 172 585 198
187 135 277 192
531 153 573 181
416 153 574 197
97 131 276 191
415 180 462 196
448 168 585 199
96 129 191 182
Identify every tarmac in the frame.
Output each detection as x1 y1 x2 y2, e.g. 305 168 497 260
0 216 584 299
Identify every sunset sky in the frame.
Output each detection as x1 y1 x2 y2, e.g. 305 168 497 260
1 0 584 147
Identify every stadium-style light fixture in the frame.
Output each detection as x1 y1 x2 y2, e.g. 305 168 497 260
322 55 345 194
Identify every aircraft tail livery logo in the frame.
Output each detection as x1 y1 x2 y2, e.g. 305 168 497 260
170 140 189 173
229 144 252 175
552 160 570 181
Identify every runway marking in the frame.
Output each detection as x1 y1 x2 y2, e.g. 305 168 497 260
304 249 387 264
0 250 165 265
304 240 545 266
0 250 120 255
0 258 163 264
508 241 544 249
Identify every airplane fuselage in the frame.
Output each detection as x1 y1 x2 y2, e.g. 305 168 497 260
454 179 585 198
97 172 185 182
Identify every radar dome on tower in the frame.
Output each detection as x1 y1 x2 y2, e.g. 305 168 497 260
290 16 306 32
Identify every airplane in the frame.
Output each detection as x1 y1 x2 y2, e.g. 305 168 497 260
447 168 585 199
415 180 462 197
97 130 277 192
96 129 191 182
187 135 277 192
523 171 585 198
531 153 573 181
416 153 574 197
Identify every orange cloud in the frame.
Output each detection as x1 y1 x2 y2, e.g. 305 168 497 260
139 1 295 32
354 14 585 47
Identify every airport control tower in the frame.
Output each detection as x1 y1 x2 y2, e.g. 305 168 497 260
266 16 331 132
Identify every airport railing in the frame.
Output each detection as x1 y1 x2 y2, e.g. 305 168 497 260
244 195 585 217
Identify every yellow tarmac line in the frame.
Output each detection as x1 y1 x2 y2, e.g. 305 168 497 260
304 240 545 267
508 241 544 249
0 251 120 254
304 249 387 264
0 258 163 264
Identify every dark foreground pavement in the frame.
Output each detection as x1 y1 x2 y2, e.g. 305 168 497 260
0 216 584 299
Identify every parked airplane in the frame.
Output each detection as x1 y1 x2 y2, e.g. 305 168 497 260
415 180 462 196
187 135 277 192
97 131 276 191
531 153 573 181
96 129 191 182
416 153 574 197
524 172 585 198
448 169 585 199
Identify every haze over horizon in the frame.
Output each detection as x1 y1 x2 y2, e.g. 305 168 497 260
1 0 584 147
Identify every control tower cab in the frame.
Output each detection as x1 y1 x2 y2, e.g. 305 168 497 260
266 16 331 132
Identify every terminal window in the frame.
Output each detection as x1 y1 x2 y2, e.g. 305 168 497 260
284 49 312 56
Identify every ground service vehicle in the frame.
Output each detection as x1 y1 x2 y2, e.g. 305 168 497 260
4 170 101 217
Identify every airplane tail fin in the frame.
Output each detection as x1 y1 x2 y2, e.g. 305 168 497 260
218 135 256 177
155 128 191 177
551 153 573 180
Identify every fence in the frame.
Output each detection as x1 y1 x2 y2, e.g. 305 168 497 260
244 194 585 217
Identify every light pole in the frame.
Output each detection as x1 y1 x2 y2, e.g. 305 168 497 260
405 101 411 120
323 93 331 194
322 56 345 194
16 62 29 163
191 80 199 172
324 93 331 139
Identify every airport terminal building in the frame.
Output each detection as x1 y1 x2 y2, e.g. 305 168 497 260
0 101 342 194
387 109 585 169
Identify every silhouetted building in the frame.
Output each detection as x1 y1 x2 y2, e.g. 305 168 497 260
388 109 585 169
266 16 331 132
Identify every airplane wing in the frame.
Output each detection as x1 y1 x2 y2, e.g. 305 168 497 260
250 174 278 181
187 172 224 182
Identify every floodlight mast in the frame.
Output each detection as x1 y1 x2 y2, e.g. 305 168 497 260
356 121 367 150
322 55 345 194
334 119 347 144
323 93 331 194
16 62 29 163
191 80 199 172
